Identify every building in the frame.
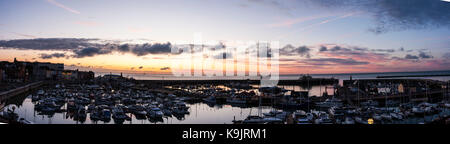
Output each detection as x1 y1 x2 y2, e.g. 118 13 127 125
29 61 64 80
0 68 4 82
0 58 93 82
62 69 95 80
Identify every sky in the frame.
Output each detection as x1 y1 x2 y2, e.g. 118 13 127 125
0 0 449 76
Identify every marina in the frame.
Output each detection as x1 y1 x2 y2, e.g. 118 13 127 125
1 72 449 124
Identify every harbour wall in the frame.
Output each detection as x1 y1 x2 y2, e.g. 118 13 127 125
0 81 44 103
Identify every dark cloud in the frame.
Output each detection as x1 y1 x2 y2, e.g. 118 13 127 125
73 47 112 58
319 46 328 52
39 53 66 59
131 42 172 56
307 0 450 33
280 44 311 58
160 67 170 70
0 38 177 58
118 44 130 52
353 47 368 51
214 52 233 59
0 38 99 50
139 66 143 69
419 51 433 59
305 58 369 65
443 53 450 59
403 52 434 60
405 54 419 59
372 49 395 53
319 45 366 56
329 46 351 52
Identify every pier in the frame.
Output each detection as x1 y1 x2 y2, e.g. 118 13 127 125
0 81 44 109
139 78 338 86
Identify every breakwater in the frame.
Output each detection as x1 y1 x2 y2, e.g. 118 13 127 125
0 81 44 103
139 78 338 86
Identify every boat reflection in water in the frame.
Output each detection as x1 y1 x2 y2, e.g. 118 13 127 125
1 80 449 124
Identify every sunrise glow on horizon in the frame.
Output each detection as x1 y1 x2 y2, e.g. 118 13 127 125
1 0 450 76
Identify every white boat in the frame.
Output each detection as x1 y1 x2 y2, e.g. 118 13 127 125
263 110 282 117
148 108 164 118
316 98 343 108
343 117 355 124
412 107 425 115
37 90 45 95
18 118 34 124
242 116 265 124
172 107 188 115
381 113 392 121
294 110 312 124
390 113 403 120
315 112 333 124
361 100 379 107
354 117 367 124
226 98 246 104
262 117 283 124
373 114 382 121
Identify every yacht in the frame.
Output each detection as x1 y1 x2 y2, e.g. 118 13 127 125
147 107 164 118
316 98 343 108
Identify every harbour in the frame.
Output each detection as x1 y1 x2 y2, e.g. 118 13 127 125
1 71 449 124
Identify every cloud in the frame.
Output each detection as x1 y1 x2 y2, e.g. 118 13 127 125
317 44 390 63
160 67 170 70
280 44 311 58
328 45 351 52
304 58 369 65
267 13 338 27
0 38 176 58
118 44 130 52
372 49 395 53
9 32 37 38
419 51 434 59
139 66 143 69
306 0 450 33
443 52 450 59
0 38 99 50
402 52 433 60
405 54 419 59
245 0 292 15
46 0 81 14
214 52 233 59
39 52 66 59
131 42 172 56
277 12 358 39
319 46 328 52
73 47 112 58
46 0 80 14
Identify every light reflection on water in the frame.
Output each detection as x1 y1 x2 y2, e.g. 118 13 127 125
98 71 450 83
8 96 274 124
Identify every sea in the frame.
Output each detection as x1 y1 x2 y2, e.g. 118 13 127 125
99 70 450 83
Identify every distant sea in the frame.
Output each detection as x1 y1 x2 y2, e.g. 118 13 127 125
96 70 450 83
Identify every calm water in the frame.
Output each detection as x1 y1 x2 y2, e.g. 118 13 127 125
2 70 450 124
2 93 274 124
99 70 450 83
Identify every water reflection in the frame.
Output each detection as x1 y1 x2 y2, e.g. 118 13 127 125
5 94 276 124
